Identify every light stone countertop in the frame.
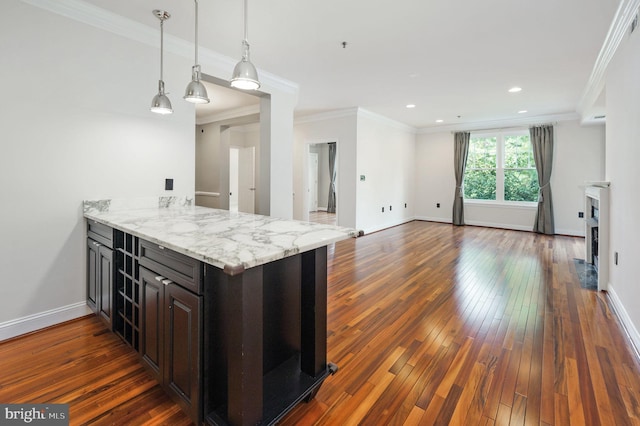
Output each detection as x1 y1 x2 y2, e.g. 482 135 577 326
83 197 360 272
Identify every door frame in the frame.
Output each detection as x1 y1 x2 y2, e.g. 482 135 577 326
304 140 338 223
308 152 319 213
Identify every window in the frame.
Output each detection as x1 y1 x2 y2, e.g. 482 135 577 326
465 136 497 200
503 134 538 202
464 131 539 203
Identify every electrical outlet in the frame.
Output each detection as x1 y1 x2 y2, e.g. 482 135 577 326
165 178 174 191
437 203 440 208
578 211 584 218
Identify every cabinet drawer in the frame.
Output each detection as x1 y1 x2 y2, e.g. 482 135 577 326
87 220 113 248
139 239 202 295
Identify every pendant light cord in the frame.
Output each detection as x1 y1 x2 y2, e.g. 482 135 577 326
243 0 249 43
160 18 164 82
194 0 199 66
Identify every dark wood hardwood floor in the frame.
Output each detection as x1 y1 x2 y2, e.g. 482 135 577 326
1 221 639 425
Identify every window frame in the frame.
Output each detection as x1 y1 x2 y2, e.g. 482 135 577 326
464 129 538 208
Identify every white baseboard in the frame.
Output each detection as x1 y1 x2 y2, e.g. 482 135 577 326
465 220 533 232
607 286 640 359
555 228 585 237
0 302 93 342
362 217 415 235
414 216 452 224
416 216 533 232
414 217 584 237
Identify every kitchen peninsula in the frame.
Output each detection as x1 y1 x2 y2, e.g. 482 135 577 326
84 197 359 425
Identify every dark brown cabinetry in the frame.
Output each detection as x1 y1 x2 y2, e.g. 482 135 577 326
204 247 336 426
86 218 336 425
139 242 203 424
87 238 98 312
87 221 114 329
97 246 113 325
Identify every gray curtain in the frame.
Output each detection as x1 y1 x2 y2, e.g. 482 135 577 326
327 142 337 213
453 132 470 226
530 125 555 234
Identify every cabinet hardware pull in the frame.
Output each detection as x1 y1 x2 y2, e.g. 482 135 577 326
162 279 173 286
158 245 165 250
155 275 165 282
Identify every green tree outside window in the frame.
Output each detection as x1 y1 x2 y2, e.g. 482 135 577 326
464 133 538 202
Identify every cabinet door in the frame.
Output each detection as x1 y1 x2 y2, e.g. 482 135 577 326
140 267 163 382
87 239 99 312
165 283 202 423
98 245 113 327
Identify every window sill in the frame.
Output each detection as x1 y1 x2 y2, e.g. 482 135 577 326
464 199 538 209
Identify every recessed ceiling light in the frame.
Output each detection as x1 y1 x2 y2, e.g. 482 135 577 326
509 87 522 93
518 110 528 114
406 104 416 108
436 119 443 123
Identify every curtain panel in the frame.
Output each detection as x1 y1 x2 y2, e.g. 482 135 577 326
453 132 470 226
327 142 337 214
530 125 555 234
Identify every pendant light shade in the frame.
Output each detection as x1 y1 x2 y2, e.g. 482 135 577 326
230 0 260 90
151 10 173 115
184 0 210 104
151 81 173 114
184 66 209 103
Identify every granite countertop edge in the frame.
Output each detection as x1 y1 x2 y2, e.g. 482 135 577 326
83 199 359 271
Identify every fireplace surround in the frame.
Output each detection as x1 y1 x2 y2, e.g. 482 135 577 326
584 184 609 291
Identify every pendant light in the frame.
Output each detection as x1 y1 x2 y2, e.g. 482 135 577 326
184 0 210 103
151 10 173 114
151 9 173 114
230 0 260 90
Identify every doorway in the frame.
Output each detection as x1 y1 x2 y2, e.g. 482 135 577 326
308 152 318 213
230 146 256 214
194 76 264 214
307 142 337 226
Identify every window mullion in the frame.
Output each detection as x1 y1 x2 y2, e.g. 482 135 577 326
496 134 504 202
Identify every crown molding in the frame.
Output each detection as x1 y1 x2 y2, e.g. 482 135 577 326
356 108 418 134
295 108 579 136
20 0 299 96
416 112 582 134
294 108 360 125
295 107 417 134
577 0 640 120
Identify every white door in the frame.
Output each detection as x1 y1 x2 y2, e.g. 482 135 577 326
238 146 255 214
229 148 239 212
308 152 318 212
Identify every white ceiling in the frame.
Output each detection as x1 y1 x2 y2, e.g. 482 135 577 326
195 80 260 123
82 0 618 129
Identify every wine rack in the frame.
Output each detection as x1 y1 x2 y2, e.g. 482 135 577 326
114 230 140 350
